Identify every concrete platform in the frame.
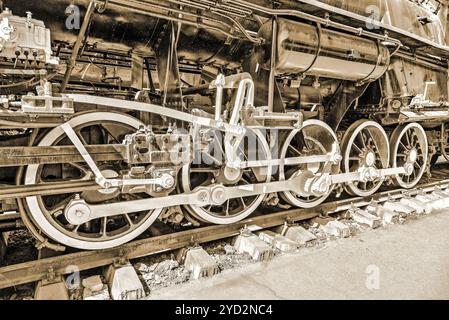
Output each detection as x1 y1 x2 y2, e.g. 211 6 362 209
147 210 449 300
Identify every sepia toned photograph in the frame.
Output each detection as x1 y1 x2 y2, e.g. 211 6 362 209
0 0 448 309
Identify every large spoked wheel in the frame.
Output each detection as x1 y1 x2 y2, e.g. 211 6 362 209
181 129 272 224
390 123 428 189
279 120 340 208
24 112 163 250
341 120 390 197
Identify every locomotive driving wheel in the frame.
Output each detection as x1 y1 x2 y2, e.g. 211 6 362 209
279 120 340 208
181 129 272 224
24 112 163 250
390 123 428 189
341 120 390 197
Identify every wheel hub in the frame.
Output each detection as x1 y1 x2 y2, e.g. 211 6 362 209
82 169 120 203
218 166 243 184
65 197 91 226
98 169 120 194
365 151 376 167
408 148 418 163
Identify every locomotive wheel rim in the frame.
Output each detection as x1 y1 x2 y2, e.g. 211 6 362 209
279 120 340 209
181 128 272 225
24 112 163 250
390 123 428 189
341 120 390 197
0 235 6 263
440 123 449 162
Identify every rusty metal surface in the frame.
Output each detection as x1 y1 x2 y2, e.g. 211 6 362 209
0 145 125 167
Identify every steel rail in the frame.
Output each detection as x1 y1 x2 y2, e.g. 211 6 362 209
0 178 448 289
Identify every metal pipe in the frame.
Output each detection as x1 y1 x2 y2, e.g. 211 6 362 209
0 221 24 232
0 181 99 200
164 0 251 18
211 10 262 44
268 18 277 112
214 74 225 121
187 0 252 16
230 78 255 125
228 0 402 48
60 1 96 92
107 0 258 43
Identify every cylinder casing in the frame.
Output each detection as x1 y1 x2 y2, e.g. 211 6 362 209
258 18 391 82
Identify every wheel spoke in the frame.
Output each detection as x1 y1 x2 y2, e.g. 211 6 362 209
72 224 81 233
101 124 121 143
202 152 222 166
47 197 73 217
288 144 302 156
414 162 422 170
124 214 134 226
352 143 363 154
399 141 408 150
102 217 108 237
240 197 248 209
404 131 410 146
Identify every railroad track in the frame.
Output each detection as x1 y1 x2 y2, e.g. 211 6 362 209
2 172 449 295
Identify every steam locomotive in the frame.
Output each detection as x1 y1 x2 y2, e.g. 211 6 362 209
0 0 448 250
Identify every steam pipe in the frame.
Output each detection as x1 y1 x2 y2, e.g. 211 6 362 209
60 1 96 93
